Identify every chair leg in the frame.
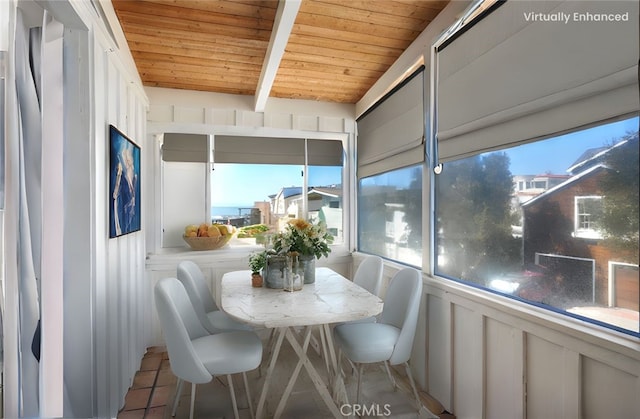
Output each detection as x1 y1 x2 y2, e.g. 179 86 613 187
404 362 421 411
171 378 184 417
242 372 255 419
227 374 240 419
383 360 397 391
356 364 364 406
189 382 197 419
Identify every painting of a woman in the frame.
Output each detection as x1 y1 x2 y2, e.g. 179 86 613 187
109 125 141 237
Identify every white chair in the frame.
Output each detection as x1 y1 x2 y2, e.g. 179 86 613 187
349 255 384 324
177 260 251 333
155 277 262 419
353 255 383 297
333 267 423 409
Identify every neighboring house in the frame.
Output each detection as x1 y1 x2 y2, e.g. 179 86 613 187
512 174 571 205
521 139 639 311
270 186 303 217
269 185 343 240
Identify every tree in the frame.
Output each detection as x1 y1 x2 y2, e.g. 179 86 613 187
436 152 520 282
599 132 639 263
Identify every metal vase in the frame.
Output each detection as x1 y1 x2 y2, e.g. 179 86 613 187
264 254 287 289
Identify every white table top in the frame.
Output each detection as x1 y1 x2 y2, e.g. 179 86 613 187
221 267 383 329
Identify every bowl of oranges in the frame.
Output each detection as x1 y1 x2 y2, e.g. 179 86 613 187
183 223 236 251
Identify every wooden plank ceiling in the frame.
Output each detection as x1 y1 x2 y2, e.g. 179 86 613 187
112 0 449 108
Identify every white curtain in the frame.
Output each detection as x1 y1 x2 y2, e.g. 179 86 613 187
6 7 42 417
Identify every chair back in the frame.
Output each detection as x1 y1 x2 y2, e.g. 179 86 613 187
177 260 219 323
380 268 423 365
154 277 212 383
353 255 384 297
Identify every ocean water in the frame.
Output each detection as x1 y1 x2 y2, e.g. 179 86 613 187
211 206 253 219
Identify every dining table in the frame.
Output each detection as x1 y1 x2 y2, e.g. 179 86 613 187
221 267 384 419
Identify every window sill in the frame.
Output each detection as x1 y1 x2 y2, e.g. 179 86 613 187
146 244 352 269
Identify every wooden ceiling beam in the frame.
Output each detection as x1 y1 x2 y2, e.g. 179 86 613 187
254 0 301 112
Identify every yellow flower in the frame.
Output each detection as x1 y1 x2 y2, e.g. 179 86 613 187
288 218 310 230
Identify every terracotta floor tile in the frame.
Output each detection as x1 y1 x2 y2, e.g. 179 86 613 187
156 369 177 387
145 406 166 419
122 388 151 411
140 355 162 371
116 408 146 419
122 342 433 419
160 359 171 371
132 370 157 389
149 385 172 407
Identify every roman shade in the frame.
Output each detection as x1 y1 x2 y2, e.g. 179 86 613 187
162 133 343 166
162 133 208 163
357 68 425 178
215 136 343 166
435 0 639 162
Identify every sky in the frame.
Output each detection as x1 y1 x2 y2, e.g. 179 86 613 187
211 164 342 207
212 116 639 208
506 116 639 175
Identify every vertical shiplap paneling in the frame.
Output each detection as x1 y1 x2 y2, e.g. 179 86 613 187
93 41 111 417
426 293 452 411
526 335 565 418
485 318 524 419
452 304 484 418
106 55 123 415
561 348 580 419
582 356 638 418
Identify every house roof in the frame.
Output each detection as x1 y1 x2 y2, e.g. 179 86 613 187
567 133 638 175
110 0 450 110
309 186 342 198
277 185 342 199
521 164 608 208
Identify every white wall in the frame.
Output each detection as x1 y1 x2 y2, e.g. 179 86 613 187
39 2 150 417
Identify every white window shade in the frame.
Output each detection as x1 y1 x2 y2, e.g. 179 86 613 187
162 133 208 162
357 68 425 178
214 136 343 166
436 0 639 162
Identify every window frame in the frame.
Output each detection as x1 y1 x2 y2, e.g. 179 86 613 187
574 195 604 239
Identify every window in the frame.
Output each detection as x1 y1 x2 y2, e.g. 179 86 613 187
575 196 603 239
356 68 425 265
210 137 343 246
432 0 638 336
162 134 344 248
358 165 422 267
435 118 639 336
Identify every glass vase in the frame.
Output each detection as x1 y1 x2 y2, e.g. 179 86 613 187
299 254 316 284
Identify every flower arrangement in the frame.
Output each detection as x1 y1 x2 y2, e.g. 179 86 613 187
272 218 334 259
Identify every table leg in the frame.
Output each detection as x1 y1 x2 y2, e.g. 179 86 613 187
322 324 339 384
274 326 343 418
255 327 286 419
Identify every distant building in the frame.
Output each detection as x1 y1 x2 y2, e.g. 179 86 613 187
269 185 343 241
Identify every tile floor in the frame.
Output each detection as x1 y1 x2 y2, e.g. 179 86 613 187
117 329 448 419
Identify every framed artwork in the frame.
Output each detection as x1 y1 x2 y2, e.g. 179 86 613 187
109 124 141 238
